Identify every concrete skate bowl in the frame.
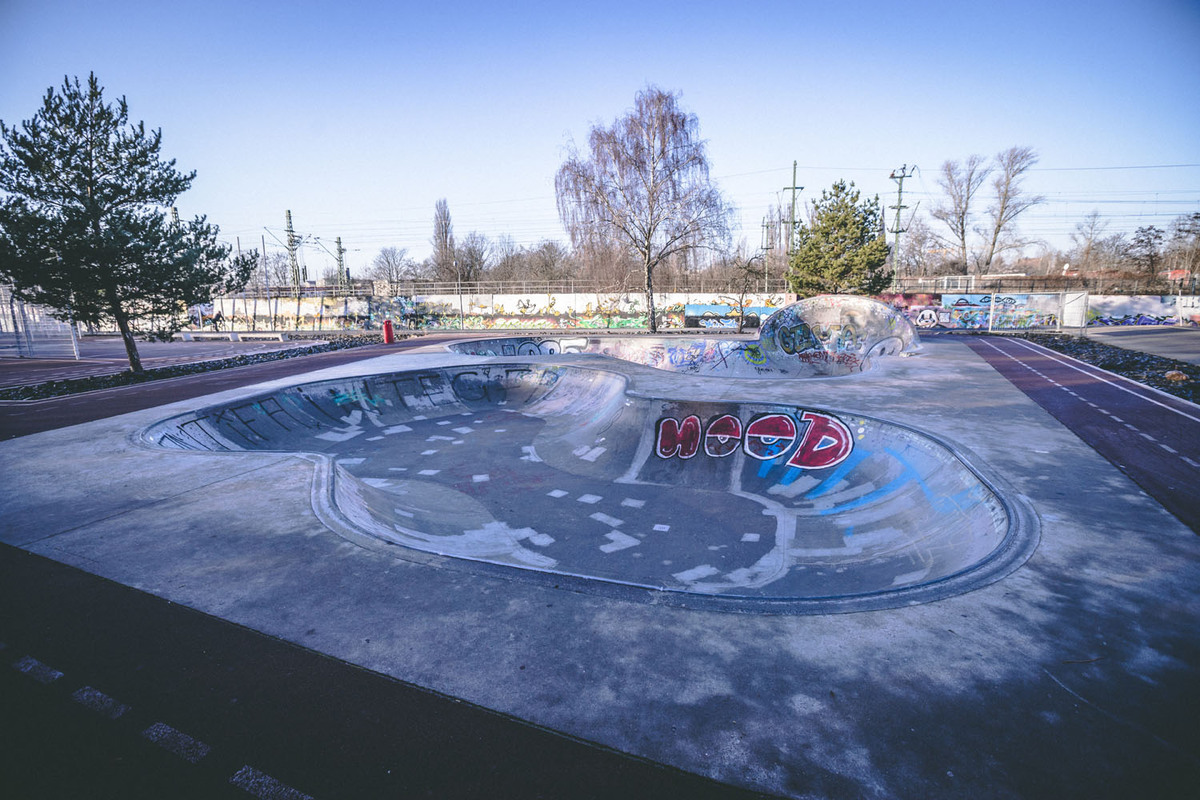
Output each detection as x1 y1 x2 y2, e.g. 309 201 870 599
446 294 921 378
141 363 1037 613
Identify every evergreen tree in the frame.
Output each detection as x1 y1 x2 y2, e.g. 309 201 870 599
787 180 892 297
0 74 254 373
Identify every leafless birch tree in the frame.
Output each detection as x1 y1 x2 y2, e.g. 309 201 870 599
555 86 729 331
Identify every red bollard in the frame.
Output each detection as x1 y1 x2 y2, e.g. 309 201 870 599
382 319 395 344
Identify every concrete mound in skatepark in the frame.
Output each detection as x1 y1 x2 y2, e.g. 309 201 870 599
446 294 921 378
141 361 1036 613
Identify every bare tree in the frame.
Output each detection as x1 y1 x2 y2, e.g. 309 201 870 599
367 246 416 295
488 235 523 282
1167 212 1200 277
430 198 456 282
896 215 946 277
455 231 491 283
244 251 294 291
1130 226 1165 275
556 86 730 331
1069 211 1108 272
979 146 1044 272
930 155 991 274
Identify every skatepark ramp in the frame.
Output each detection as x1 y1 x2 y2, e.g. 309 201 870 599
141 362 1037 613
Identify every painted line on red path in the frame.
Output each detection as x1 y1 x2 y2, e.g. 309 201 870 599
11 654 64 684
999 337 1200 424
230 765 315 800
141 721 211 763
975 338 1199 476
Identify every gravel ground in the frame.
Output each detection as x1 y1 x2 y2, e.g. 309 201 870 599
2 330 1197 404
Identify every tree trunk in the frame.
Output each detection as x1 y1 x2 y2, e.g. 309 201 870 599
644 258 657 333
111 301 144 374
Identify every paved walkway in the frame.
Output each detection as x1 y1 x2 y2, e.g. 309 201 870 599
0 337 309 389
1085 325 1200 365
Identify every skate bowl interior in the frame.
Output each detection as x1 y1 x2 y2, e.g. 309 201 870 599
447 294 922 378
141 363 1037 613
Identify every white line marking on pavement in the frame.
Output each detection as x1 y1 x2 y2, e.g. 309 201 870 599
141 722 211 763
229 765 314 800
11 655 63 684
71 686 130 719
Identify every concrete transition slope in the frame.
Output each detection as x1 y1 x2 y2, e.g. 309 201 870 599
141 361 1037 614
446 294 921 378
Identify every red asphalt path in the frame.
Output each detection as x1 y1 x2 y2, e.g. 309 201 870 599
962 335 1200 534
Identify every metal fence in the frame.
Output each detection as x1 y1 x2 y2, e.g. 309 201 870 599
1 285 80 359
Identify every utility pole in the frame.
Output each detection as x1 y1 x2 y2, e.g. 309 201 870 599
285 210 304 289
761 216 772 293
888 165 917 275
335 236 348 291
783 161 803 258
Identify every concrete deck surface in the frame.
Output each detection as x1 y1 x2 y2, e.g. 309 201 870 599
2 336 1198 798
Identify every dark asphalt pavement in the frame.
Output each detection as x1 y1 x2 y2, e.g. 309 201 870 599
1 545 771 800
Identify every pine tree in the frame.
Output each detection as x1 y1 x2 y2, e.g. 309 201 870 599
0 74 254 373
787 180 892 297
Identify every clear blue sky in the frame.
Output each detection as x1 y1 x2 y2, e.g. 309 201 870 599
2 0 1198 276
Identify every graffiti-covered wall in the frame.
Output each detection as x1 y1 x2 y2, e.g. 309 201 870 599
879 292 1062 329
209 291 1198 332
213 292 791 331
1086 295 1198 326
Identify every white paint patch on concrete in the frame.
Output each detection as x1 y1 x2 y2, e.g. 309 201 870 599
384 424 412 434
600 531 640 553
579 446 607 462
673 564 720 582
620 498 646 508
547 489 568 498
590 512 624 527
577 494 602 504
472 474 490 483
